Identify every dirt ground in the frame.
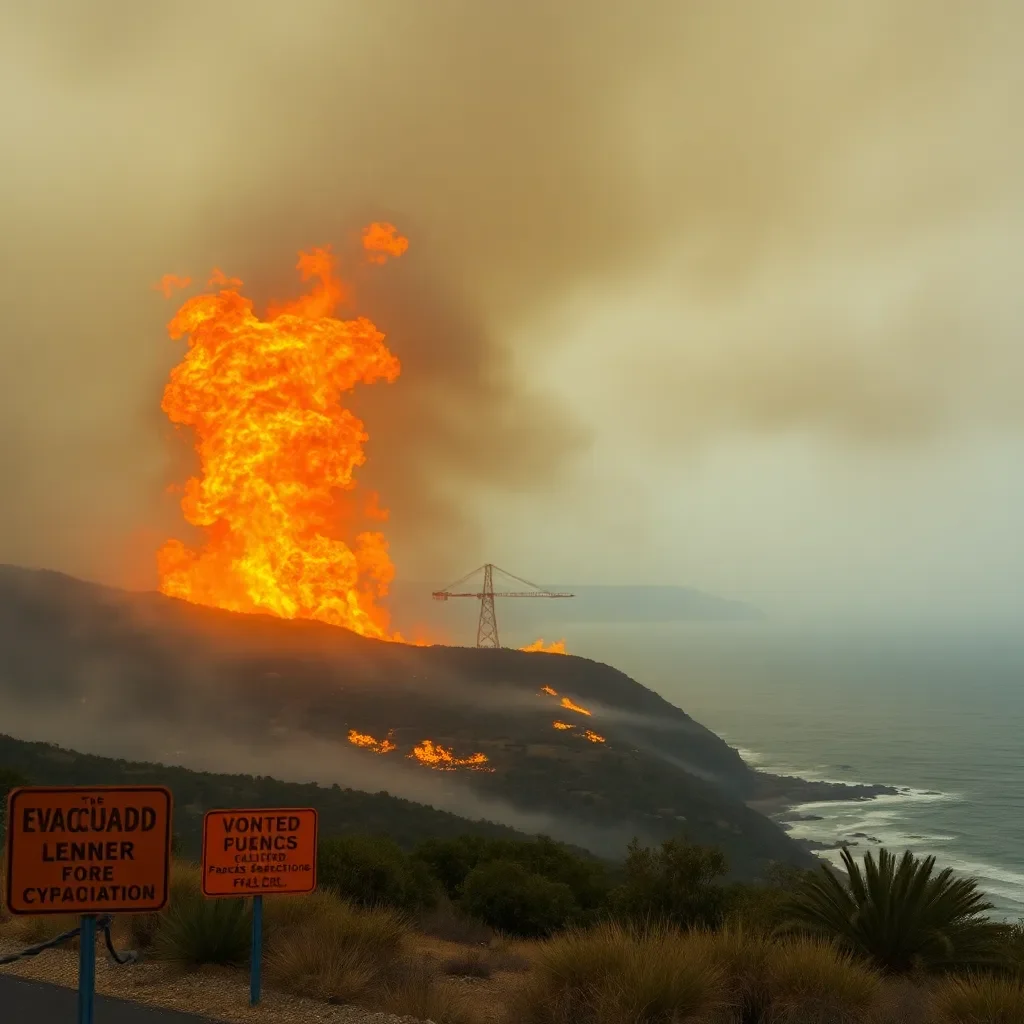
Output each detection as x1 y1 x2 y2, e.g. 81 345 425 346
0 930 517 1024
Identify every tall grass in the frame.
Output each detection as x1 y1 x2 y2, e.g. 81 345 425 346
265 892 408 1004
930 973 1024 1023
505 920 726 1024
377 959 482 1024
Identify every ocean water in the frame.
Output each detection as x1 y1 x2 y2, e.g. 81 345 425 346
546 621 1024 922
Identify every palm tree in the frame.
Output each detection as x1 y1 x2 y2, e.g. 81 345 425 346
781 847 1008 973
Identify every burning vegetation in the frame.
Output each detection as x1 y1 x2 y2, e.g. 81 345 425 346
408 740 493 772
347 730 396 754
157 225 409 641
552 721 574 731
559 696 592 717
584 730 606 744
520 638 568 654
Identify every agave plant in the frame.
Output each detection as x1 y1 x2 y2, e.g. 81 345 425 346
781 847 1008 974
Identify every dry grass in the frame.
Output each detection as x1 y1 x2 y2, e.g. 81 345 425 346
682 926 882 1023
929 973 1024 1024
265 892 408 1005
504 920 727 1024
444 949 493 978
376 959 483 1024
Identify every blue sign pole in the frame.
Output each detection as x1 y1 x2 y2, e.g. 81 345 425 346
77 915 96 1024
250 895 263 1006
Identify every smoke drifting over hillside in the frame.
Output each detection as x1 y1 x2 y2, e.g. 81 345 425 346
1 2 1021 586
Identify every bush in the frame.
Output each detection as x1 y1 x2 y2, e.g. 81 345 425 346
504 921 725 1024
930 973 1024 1024
609 837 728 930
154 891 251 967
415 835 609 912
318 835 438 912
265 894 407 1004
461 860 576 937
724 863 818 934
782 847 1007 974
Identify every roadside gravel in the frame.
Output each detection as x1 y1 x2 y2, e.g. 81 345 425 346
0 937 433 1024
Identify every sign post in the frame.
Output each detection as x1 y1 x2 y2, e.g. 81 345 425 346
201 807 318 1007
4 785 173 1024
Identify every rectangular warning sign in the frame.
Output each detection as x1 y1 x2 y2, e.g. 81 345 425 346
202 807 318 897
4 785 173 916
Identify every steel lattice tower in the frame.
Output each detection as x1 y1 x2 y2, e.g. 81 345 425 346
476 562 499 648
432 563 574 648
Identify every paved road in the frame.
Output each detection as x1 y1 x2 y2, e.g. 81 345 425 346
0 974 217 1022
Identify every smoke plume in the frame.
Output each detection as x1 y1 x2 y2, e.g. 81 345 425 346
0 2 1021 585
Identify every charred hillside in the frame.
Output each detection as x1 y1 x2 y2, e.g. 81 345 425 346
0 565 886 877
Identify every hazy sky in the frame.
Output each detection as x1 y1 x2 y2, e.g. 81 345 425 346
1 1 1022 626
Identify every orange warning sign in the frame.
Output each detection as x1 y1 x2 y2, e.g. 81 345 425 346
202 808 318 897
4 786 173 916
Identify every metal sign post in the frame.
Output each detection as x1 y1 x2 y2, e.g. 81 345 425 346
250 895 263 1006
200 807 318 1009
77 915 96 1024
5 785 172 1024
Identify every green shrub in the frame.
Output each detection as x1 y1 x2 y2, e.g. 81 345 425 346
318 834 438 911
461 860 575 937
609 836 728 930
414 835 609 912
724 863 818 934
930 973 1024 1024
154 892 251 967
782 847 1007 974
414 835 491 900
504 921 724 1024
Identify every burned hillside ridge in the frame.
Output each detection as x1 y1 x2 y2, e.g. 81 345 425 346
0 564 893 876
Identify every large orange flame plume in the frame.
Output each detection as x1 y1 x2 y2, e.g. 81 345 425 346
157 226 410 640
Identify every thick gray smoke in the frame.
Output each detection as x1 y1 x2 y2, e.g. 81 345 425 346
0 1 1021 587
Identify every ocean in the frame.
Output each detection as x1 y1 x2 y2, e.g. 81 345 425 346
551 621 1024 922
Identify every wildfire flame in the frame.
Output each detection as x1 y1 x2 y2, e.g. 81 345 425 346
155 273 191 298
409 740 493 772
560 696 592 717
541 686 558 697
552 721 574 731
362 222 409 264
520 638 568 654
347 729 396 754
583 730 606 744
157 225 411 641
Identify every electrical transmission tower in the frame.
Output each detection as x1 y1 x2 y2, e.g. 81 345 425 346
432 563 574 648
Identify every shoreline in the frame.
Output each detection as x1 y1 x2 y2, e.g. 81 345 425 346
745 772 900 818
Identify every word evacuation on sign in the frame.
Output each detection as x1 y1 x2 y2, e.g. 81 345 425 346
202 807 318 896
4 785 173 915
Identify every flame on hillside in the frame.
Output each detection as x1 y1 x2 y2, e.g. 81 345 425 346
560 696 592 717
521 638 568 654
409 740 493 772
157 225 412 642
541 686 558 697
347 729 396 754
552 720 574 731
583 730 605 744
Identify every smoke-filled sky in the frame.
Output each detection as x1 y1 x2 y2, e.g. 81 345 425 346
1 1 1022 626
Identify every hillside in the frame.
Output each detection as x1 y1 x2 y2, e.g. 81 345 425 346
0 565 893 878
0 733 528 859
